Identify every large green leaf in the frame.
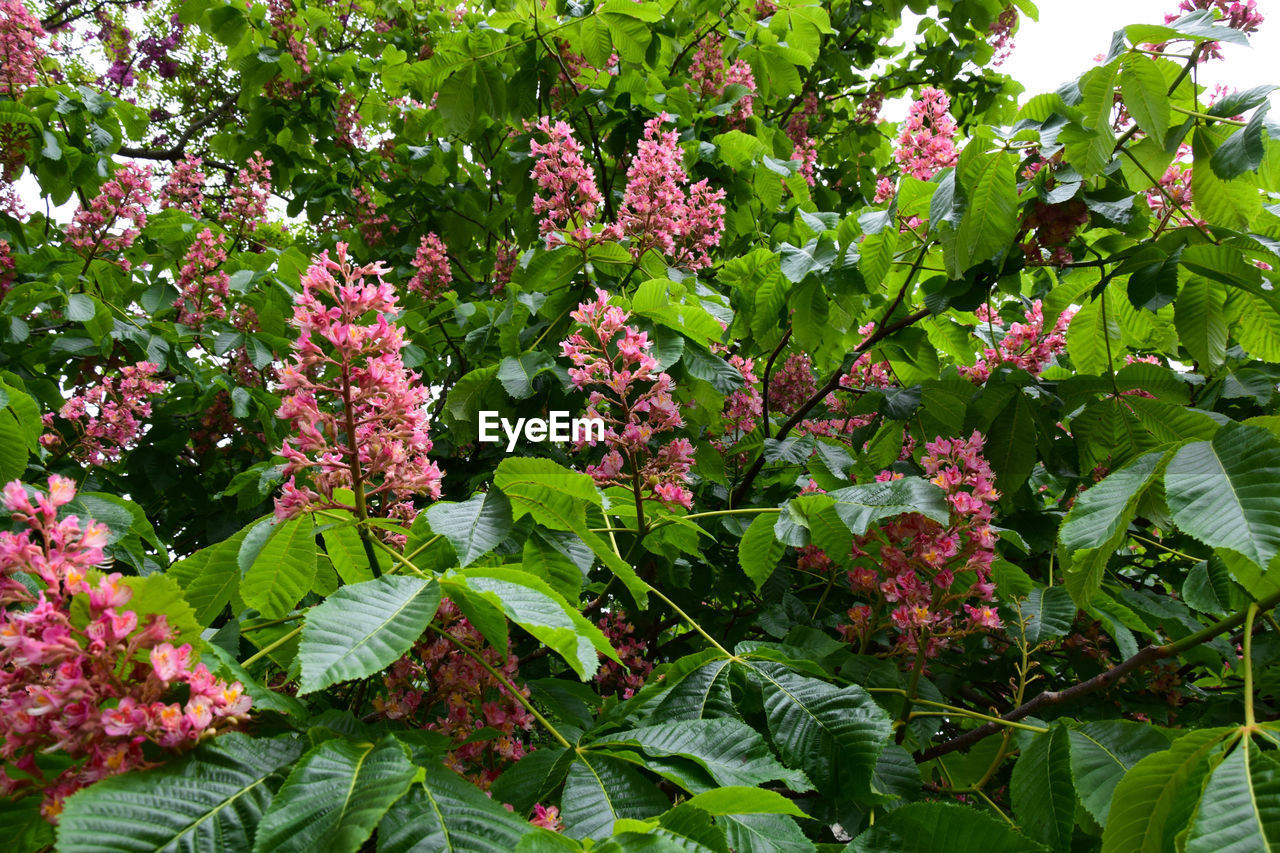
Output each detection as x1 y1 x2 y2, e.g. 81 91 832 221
442 566 618 679
169 523 253 625
1120 53 1170 146
426 490 513 568
560 752 669 841
1021 586 1076 646
954 150 1019 272
1101 728 1232 853
683 788 808 818
298 575 441 694
1068 720 1172 826
494 457 600 530
57 734 303 853
588 718 809 791
1067 291 1122 376
654 655 736 721
1166 422 1280 571
1185 739 1280 853
739 512 785 591
377 764 548 852
1012 724 1075 853
253 737 416 853
241 514 317 619
848 802 1047 852
746 660 891 795
1193 126 1261 230
1175 276 1228 369
1060 449 1168 605
824 478 950 535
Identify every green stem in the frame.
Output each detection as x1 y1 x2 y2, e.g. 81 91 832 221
241 614 303 633
646 584 737 661
430 624 571 748
242 625 302 668
1170 103 1247 126
1245 602 1259 728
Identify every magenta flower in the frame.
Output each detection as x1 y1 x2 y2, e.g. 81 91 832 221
0 0 46 97
528 117 607 248
39 361 168 466
407 232 453 298
64 163 153 266
173 227 230 329
274 243 443 520
220 150 273 235
160 154 206 216
959 300 1075 383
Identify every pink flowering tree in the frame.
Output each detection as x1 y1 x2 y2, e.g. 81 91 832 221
0 0 1279 849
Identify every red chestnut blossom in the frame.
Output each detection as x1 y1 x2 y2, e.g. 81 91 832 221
768 353 818 416
959 301 1070 381
988 7 1018 66
0 238 14 296
274 243 443 519
373 598 532 788
594 612 654 699
0 0 46 97
617 114 726 271
39 362 167 466
855 90 885 126
835 432 1001 657
407 232 453 298
560 289 694 509
876 88 960 200
528 117 606 248
173 227 230 329
335 91 366 148
219 150 273 235
960 300 1074 382
0 477 250 822
491 239 518 295
64 163 153 266
160 154 206 216
688 36 757 127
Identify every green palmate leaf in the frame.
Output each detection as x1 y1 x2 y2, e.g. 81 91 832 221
1166 422 1280 571
426 490 513 568
297 575 441 695
1068 720 1172 826
169 522 253 625
1011 724 1075 853
825 478 950 535
746 660 890 795
1021 586 1075 646
1067 290 1122 375
1120 53 1170 146
654 655 736 721
721 813 816 853
560 752 669 841
1229 289 1280 362
0 794 51 853
321 522 378 584
56 734 303 853
443 567 618 679
1060 449 1168 606
377 764 549 852
589 718 809 791
1185 739 1280 852
521 530 587 602
739 511 785 591
848 802 1047 853
1175 276 1228 369
982 390 1037 494
954 149 1019 273
1101 727 1233 853
240 514 317 619
253 737 416 853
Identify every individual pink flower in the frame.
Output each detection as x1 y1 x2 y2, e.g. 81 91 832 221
407 232 453 298
274 243 443 519
39 362 168 466
531 803 563 831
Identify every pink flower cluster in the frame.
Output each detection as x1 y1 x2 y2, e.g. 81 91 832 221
560 289 694 509
617 114 726 271
959 300 1074 382
335 91 366 148
768 353 818 416
39 361 167 466
274 243 443 519
529 117 605 248
786 93 821 186
490 239 518 295
876 88 960 203
1145 146 1201 228
989 7 1018 66
688 36 757 127
0 238 14 296
1172 0 1263 32
838 433 1001 657
374 598 533 788
407 232 453 298
160 154 205 216
219 151 272 235
0 477 250 822
65 163 153 266
593 612 653 699
0 0 46 97
173 228 230 329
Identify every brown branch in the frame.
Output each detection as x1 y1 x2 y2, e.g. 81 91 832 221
117 94 239 161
